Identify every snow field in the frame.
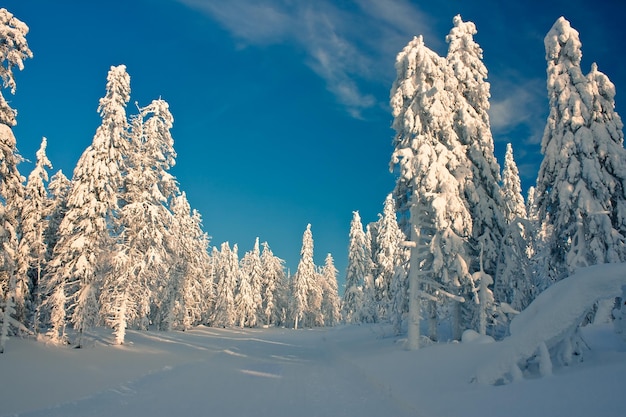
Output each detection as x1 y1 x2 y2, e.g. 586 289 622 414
2 321 625 417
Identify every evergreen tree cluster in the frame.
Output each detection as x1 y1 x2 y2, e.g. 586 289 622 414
210 227 340 331
2 8 625 356
343 15 626 346
0 9 341 351
342 196 408 327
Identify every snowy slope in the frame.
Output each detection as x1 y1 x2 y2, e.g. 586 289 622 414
1 319 625 417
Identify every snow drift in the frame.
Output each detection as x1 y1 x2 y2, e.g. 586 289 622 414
475 262 626 384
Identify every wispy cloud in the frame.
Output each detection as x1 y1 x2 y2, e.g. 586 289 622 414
489 77 547 145
489 76 548 185
178 0 436 118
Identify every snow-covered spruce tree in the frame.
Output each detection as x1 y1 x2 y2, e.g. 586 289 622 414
495 144 535 314
390 35 473 347
39 170 70 342
260 241 286 326
372 194 405 321
525 184 552 295
291 224 318 329
164 192 212 331
43 170 71 261
101 99 182 342
48 65 130 347
18 138 52 332
234 269 256 328
446 15 507 333
359 224 378 323
211 242 239 327
235 238 263 328
501 143 527 223
301 225 325 328
321 253 341 326
0 8 31 353
341 211 367 324
536 17 626 286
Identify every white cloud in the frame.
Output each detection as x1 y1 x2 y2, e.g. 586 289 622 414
489 78 547 145
178 0 435 118
180 0 292 44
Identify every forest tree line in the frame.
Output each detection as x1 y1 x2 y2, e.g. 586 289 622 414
2 10 626 355
342 15 626 353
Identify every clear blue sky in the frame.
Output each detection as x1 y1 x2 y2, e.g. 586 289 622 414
3 0 625 285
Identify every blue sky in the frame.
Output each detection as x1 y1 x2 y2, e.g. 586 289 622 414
3 0 625 284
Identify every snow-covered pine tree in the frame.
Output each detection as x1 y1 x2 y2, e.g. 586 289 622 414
211 242 239 327
308 271 324 328
341 211 367 324
446 16 506 333
234 268 256 328
501 143 527 223
496 144 535 313
536 17 626 285
291 224 317 329
39 170 70 341
260 241 285 326
359 224 377 323
18 137 52 332
165 192 212 331
48 65 130 347
390 35 473 346
100 98 181 342
43 170 71 261
235 238 263 328
0 8 31 353
372 194 405 321
320 253 341 326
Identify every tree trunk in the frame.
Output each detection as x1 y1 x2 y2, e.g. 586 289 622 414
407 202 422 350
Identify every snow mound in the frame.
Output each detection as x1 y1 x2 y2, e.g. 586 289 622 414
462 329 495 344
475 263 626 385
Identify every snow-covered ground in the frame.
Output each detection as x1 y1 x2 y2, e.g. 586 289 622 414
1 320 624 417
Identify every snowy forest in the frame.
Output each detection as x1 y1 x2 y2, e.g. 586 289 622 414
1 6 626 366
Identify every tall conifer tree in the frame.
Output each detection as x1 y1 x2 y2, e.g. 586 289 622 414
236 238 263 328
390 35 473 345
260 242 286 326
18 138 52 330
166 192 212 330
342 212 367 323
0 8 31 352
372 194 404 320
291 224 316 329
496 144 534 312
212 243 239 327
446 15 505 285
536 17 626 284
321 253 341 326
48 65 130 346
